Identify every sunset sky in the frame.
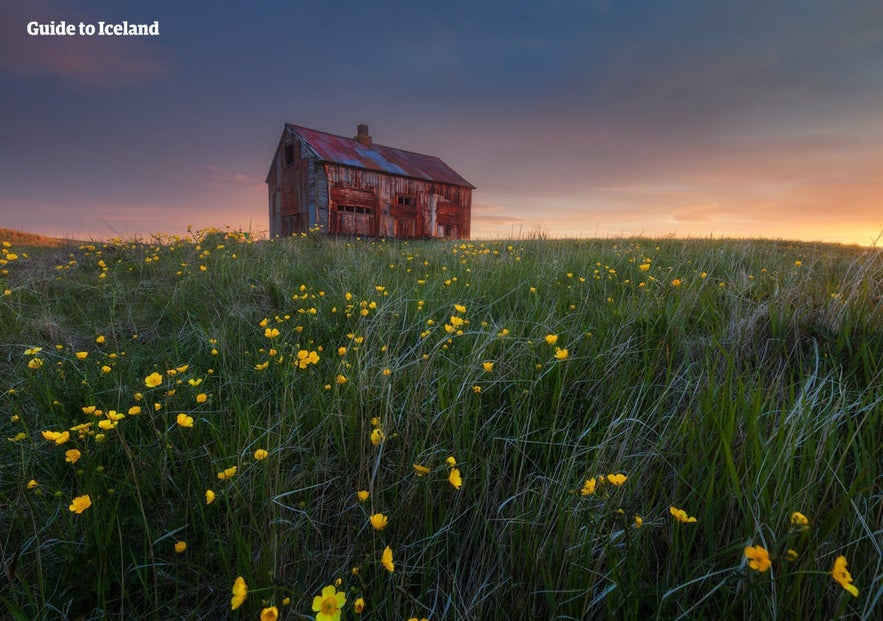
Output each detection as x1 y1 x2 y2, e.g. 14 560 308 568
1 0 881 245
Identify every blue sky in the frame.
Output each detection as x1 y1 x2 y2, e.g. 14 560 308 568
1 0 882 244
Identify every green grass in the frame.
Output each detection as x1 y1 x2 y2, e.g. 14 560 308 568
1 231 880 620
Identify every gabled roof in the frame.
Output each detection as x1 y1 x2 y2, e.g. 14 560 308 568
281 123 475 189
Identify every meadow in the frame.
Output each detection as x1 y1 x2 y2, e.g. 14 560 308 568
1 229 880 620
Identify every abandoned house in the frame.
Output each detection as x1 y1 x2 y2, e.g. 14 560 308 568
266 123 474 239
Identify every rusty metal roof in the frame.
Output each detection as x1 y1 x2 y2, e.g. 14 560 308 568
285 124 475 188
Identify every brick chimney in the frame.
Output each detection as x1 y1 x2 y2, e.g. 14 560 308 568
354 124 372 145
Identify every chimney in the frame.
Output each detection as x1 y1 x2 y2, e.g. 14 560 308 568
354 124 372 145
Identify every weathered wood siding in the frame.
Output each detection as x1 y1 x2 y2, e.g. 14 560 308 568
324 164 471 239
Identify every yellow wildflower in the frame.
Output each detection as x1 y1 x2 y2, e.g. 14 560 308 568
231 576 247 610
544 334 558 345
607 473 627 486
790 511 809 529
253 448 268 461
744 545 771 572
27 479 38 489
381 546 395 572
634 515 643 528
205 489 216 505
176 413 194 428
69 494 92 514
42 430 70 445
448 468 462 489
75 351 88 360
669 506 697 523
217 466 237 480
454 303 467 313
370 428 385 446
369 513 388 530
580 478 596 496
446 456 457 466
357 490 369 502
353 597 365 613
413 464 430 476
144 372 163 388
831 555 859 597
482 361 494 373
65 449 82 463
554 347 569 360
174 541 187 554
28 358 43 370
671 279 682 287
196 393 207 403
95 335 105 344
260 606 278 621
264 327 280 338
313 585 346 621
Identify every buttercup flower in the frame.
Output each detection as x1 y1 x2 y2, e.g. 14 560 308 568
448 468 462 489
744 545 771 572
75 351 88 360
634 515 643 528
580 478 596 496
790 512 810 529
369 513 388 530
144 372 163 388
669 506 697 523
482 361 494 373
264 327 280 338
554 347 569 360
65 449 81 463
607 473 627 486
205 489 216 505
312 584 346 621
260 606 278 621
831 555 859 597
353 597 365 613
231 576 247 610
253 448 268 461
176 413 194 428
357 490 369 502
545 334 558 345
446 456 457 466
69 494 92 514
42 430 70 445
381 546 395 572
217 466 237 480
413 464 430 476
174 541 187 553
370 428 385 446
27 479 38 489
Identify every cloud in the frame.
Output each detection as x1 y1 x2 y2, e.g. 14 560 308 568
0 2 171 86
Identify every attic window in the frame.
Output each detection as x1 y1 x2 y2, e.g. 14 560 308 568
283 142 294 166
396 196 413 206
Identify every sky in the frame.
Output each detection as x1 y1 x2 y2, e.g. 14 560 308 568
1 0 882 245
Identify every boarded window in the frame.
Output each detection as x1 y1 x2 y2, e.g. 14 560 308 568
396 195 413 206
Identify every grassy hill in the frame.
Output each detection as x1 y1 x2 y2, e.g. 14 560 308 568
1 230 880 619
